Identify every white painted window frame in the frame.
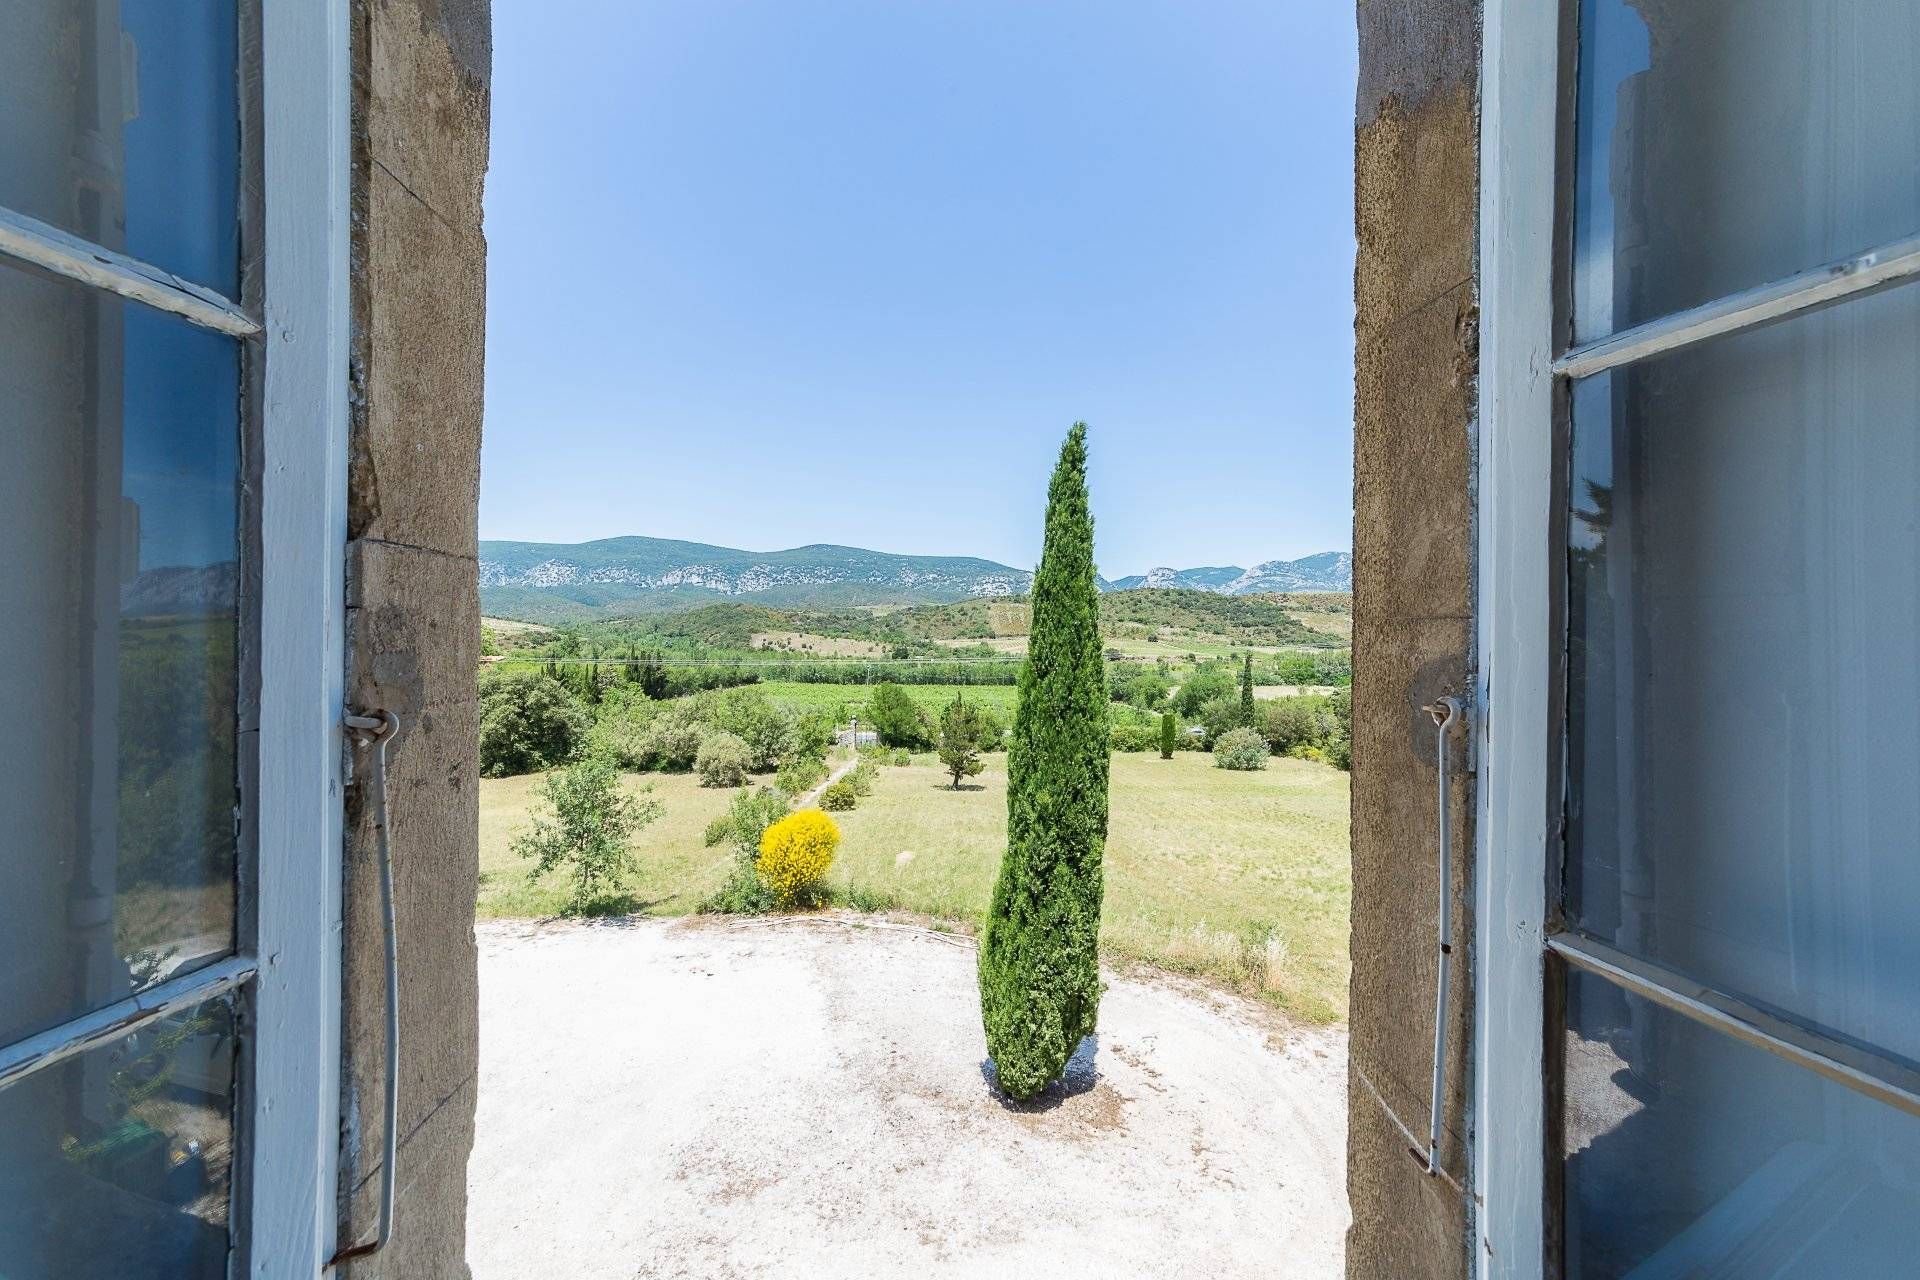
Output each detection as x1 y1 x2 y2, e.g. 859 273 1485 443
1473 4 1920 1276
253 0 351 1273
1473 0 1561 1276
0 2 350 1274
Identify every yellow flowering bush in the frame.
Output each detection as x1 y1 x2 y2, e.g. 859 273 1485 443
757 809 841 908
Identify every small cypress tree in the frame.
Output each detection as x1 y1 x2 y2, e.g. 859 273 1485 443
1159 710 1177 760
978 424 1109 1099
1239 653 1257 726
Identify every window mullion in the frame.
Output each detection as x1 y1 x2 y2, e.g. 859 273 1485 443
0 954 256 1093
1546 930 1920 1122
0 204 261 338
1555 230 1920 378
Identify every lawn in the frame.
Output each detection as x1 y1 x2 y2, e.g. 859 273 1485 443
479 751 1351 1022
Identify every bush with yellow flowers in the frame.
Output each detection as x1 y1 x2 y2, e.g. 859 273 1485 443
756 809 841 908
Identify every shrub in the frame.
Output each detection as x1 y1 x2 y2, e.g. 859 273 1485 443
847 761 878 797
1174 667 1235 718
1198 693 1243 745
704 687 796 771
868 681 935 749
511 753 661 914
1324 687 1352 771
818 780 857 811
1259 695 1336 754
625 700 706 772
1159 711 1177 759
696 731 752 788
791 710 836 762
979 424 1109 1100
774 756 829 797
758 809 842 907
1286 743 1326 762
1213 726 1270 771
1108 723 1156 753
891 748 912 767
478 669 590 777
699 787 792 914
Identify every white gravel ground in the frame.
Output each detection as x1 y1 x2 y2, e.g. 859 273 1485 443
468 916 1348 1279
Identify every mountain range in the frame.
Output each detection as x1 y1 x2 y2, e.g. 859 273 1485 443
479 537 1350 622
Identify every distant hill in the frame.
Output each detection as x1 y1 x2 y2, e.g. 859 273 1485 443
1108 552 1352 595
479 536 1351 623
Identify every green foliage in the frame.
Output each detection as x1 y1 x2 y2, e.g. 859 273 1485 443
937 694 992 788
1160 711 1177 759
1240 654 1257 726
703 687 796 771
979 425 1109 1100
774 755 829 797
819 780 858 811
1198 694 1243 745
1271 649 1352 687
1174 666 1236 717
696 786 790 914
479 669 591 777
891 748 912 766
847 760 879 797
511 753 661 913
696 731 753 788
1213 726 1270 772
1259 696 1337 754
1109 723 1157 752
867 681 935 748
1324 688 1353 771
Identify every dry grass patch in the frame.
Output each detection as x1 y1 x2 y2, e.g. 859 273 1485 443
475 752 1350 1021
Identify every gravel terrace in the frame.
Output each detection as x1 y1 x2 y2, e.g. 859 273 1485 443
469 915 1348 1279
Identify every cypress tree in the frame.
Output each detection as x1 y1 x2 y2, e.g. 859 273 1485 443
978 424 1109 1099
1160 710 1177 760
1240 653 1257 726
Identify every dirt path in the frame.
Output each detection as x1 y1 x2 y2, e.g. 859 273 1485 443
468 916 1348 1279
794 753 859 808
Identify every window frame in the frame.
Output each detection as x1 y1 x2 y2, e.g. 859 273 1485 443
0 1 350 1273
1475 3 1920 1277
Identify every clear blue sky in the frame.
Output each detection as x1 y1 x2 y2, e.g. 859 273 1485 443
482 0 1356 577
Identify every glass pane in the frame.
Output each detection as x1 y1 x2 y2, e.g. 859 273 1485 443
0 265 241 1047
0 995 236 1278
1562 969 1920 1278
1572 0 1920 342
0 0 240 295
1566 283 1920 1064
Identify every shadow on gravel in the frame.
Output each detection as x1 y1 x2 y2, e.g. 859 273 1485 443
980 1034 1101 1112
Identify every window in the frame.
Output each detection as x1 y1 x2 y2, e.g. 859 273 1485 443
0 2 347 1275
1479 1 1920 1275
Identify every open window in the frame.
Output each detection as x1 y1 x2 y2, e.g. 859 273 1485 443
0 1 348 1273
1478 0 1920 1274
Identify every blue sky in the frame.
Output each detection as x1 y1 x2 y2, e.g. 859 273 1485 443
482 0 1356 576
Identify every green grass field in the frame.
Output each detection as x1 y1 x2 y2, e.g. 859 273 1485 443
478 751 1351 1022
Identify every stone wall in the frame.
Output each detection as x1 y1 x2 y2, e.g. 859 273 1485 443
339 0 490 1275
1348 2 1481 1277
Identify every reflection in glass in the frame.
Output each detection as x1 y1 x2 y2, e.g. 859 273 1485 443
0 0 240 294
1566 283 1920 1064
0 996 236 1278
1562 970 1920 1278
0 265 240 1047
1573 0 1920 341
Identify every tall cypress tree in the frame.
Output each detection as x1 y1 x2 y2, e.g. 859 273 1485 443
1240 653 1257 726
978 424 1109 1099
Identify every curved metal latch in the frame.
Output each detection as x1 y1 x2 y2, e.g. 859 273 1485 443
1420 696 1466 1176
333 709 401 1266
